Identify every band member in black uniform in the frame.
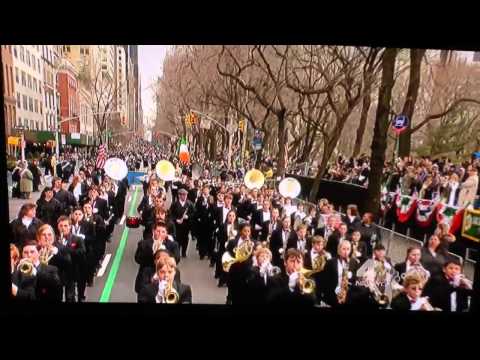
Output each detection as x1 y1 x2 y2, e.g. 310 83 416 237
87 185 109 221
152 207 176 241
246 246 279 304
170 188 195 258
252 199 272 240
36 187 63 228
341 204 362 234
266 248 316 306
357 212 382 257
226 223 254 305
136 249 182 295
52 177 77 216
35 224 72 301
134 222 180 300
326 222 349 256
423 257 473 312
138 257 192 304
215 210 238 287
140 195 164 238
11 240 63 302
321 240 361 307
71 207 96 287
391 274 437 311
9 203 44 247
194 185 216 260
270 216 293 269
83 201 106 271
57 215 87 302
286 224 311 255
349 230 368 266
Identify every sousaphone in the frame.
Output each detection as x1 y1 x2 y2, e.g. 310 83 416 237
278 177 301 199
103 158 128 181
244 169 265 190
192 163 203 180
156 160 176 182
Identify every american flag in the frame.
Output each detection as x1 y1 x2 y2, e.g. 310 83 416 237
96 144 107 169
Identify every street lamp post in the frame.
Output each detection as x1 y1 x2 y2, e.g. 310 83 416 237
14 125 27 163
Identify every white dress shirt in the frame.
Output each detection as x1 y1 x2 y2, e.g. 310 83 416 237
282 230 290 249
222 207 231 224
447 182 459 207
21 217 33 228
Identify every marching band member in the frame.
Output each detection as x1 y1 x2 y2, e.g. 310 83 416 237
83 201 107 272
391 274 437 311
36 187 63 228
270 216 293 269
52 177 78 216
357 212 382 257
246 246 279 304
304 235 331 270
349 230 368 265
57 215 87 302
321 240 360 307
226 223 254 304
214 210 238 287
194 185 216 260
10 244 20 275
423 257 473 312
394 246 430 285
325 222 349 256
252 199 272 240
87 185 109 222
341 204 361 234
266 248 316 305
303 206 318 236
11 240 62 302
264 207 281 243
421 235 447 278
71 207 96 288
36 224 72 300
140 195 165 239
286 223 311 255
134 222 180 299
9 203 44 247
138 257 192 304
153 207 176 241
170 188 195 258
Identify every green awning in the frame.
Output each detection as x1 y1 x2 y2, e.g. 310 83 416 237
37 131 55 142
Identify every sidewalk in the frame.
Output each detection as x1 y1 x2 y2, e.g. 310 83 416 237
8 186 43 221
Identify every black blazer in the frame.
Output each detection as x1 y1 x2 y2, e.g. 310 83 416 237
266 272 317 306
12 263 62 302
420 248 446 278
9 217 44 247
286 232 312 253
215 205 236 230
36 197 63 228
326 230 349 256
60 233 87 282
54 189 77 215
50 242 73 286
135 266 181 294
91 197 109 222
341 214 362 233
423 274 473 312
170 200 195 229
270 228 292 267
138 280 192 304
394 262 408 284
390 292 412 311
321 257 360 307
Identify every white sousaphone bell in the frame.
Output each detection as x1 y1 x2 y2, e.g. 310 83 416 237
278 177 301 199
244 169 265 190
155 160 176 181
104 157 128 181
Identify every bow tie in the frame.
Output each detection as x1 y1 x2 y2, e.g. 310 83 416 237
410 298 416 304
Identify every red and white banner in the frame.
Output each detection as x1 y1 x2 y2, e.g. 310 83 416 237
395 194 417 223
436 203 465 235
415 199 438 227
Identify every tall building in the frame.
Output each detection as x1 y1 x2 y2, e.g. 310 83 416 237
115 45 128 123
41 45 60 139
57 58 79 135
2 45 16 152
12 45 44 132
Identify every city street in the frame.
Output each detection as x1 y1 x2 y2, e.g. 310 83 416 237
9 185 227 304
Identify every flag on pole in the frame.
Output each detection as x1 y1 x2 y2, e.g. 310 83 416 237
178 137 190 165
96 144 107 169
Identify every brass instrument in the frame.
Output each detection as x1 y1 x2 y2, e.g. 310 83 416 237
373 260 389 306
298 268 316 295
39 246 55 265
17 259 34 276
278 177 301 199
244 169 265 190
156 160 176 181
222 239 254 272
164 281 180 304
312 254 327 273
351 241 360 263
337 263 349 304
401 264 430 285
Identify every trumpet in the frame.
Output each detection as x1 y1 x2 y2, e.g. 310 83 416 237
17 259 35 276
164 282 180 304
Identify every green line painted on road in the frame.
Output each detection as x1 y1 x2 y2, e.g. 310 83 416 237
99 186 139 303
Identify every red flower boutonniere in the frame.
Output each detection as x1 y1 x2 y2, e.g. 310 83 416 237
71 242 77 249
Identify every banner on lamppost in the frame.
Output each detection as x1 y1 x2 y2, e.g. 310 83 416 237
61 134 66 145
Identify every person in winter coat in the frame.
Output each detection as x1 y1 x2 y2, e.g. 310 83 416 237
19 162 34 199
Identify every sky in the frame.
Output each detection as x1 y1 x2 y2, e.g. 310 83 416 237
138 45 169 122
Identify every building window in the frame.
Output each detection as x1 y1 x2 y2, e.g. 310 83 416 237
20 46 25 61
26 50 31 66
14 46 17 58
40 101 42 115
15 67 19 84
33 78 37 92
38 59 41 71
29 97 33 112
30 120 34 130
34 99 38 113
32 56 36 71
21 71 26 86
28 75 32 90
22 95 27 109
9 66 13 94
17 93 21 108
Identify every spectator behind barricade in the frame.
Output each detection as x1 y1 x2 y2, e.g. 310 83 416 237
342 204 361 234
440 173 460 206
400 166 416 196
19 161 34 199
458 166 478 208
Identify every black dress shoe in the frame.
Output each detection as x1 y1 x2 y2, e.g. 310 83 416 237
199 256 205 260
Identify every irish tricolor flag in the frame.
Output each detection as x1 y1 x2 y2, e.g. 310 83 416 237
396 194 417 223
178 137 190 165
436 203 464 235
